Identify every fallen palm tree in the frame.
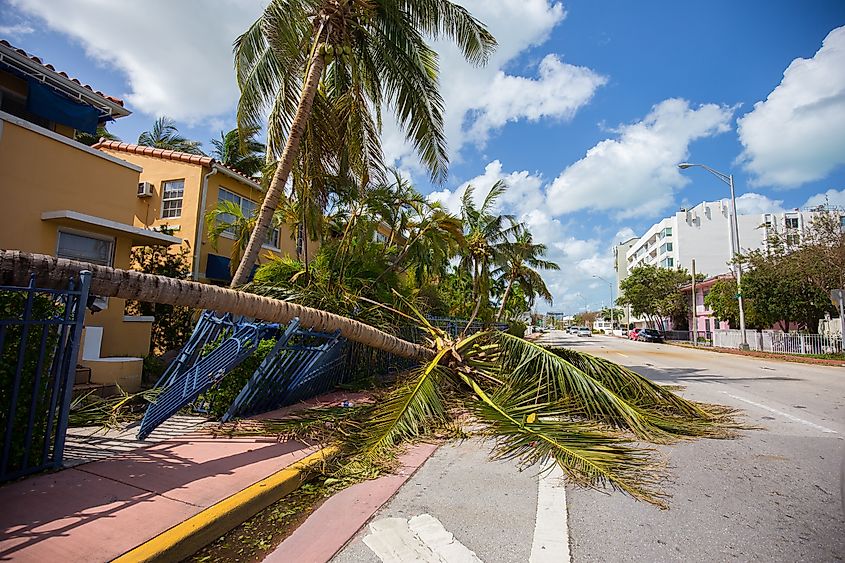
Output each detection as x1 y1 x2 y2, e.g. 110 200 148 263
1 250 742 507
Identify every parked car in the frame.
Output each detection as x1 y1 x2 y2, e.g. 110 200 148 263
577 327 592 337
628 328 641 340
567 326 579 334
637 328 664 343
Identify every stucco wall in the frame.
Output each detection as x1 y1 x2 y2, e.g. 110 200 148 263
0 115 152 388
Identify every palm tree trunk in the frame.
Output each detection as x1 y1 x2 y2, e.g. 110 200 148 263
231 51 326 287
495 277 515 322
1 250 431 361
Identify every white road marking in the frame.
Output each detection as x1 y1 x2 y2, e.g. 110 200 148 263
530 463 571 563
616 352 629 358
363 514 482 562
722 392 839 434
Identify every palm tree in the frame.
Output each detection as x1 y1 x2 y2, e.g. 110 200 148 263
459 180 523 321
211 126 266 177
75 125 120 146
205 201 282 276
493 231 560 322
137 116 204 155
228 0 498 287
3 249 742 507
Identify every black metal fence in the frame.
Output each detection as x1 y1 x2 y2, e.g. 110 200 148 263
662 330 713 345
0 272 90 482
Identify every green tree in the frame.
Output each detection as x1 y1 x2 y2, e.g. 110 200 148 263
138 116 204 155
211 126 266 177
618 265 697 331
229 0 497 286
124 233 194 354
740 249 835 332
492 231 559 321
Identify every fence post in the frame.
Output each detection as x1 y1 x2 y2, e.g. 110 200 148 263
52 270 91 467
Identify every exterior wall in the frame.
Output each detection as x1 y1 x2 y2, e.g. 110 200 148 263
98 148 316 282
0 113 154 388
613 237 638 294
626 200 819 278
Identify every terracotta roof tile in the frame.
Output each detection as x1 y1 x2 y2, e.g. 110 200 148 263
0 39 125 107
92 140 262 188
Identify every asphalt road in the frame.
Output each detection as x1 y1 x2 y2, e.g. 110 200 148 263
332 331 844 562
544 331 844 563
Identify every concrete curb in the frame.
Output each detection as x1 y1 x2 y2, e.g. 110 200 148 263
111 445 340 563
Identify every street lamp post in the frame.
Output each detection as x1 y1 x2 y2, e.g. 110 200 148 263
678 162 750 350
593 274 614 328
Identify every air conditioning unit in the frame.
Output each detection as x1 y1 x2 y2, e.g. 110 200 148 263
137 181 154 198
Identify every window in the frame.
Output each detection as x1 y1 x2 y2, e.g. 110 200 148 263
57 231 113 266
660 227 673 238
659 242 673 254
839 215 845 232
161 179 185 219
217 188 279 247
659 257 674 268
785 233 800 246
785 216 799 229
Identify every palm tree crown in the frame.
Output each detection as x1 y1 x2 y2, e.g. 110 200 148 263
229 0 497 286
493 231 560 321
211 126 266 177
138 116 204 155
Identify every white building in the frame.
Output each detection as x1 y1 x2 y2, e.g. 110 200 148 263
617 200 817 282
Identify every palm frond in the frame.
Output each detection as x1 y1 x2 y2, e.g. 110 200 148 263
460 372 668 506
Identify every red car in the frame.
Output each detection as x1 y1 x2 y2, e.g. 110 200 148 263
628 328 641 340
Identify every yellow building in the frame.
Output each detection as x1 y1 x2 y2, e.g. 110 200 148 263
93 140 311 283
0 40 178 391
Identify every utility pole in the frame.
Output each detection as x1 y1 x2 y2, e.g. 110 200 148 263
691 259 698 345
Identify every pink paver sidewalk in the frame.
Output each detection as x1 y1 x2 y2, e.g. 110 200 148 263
0 431 315 563
264 442 440 563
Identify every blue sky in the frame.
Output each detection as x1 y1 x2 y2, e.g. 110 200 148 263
2 0 844 313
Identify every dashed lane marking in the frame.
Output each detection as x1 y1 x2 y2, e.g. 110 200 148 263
722 392 839 434
530 463 571 563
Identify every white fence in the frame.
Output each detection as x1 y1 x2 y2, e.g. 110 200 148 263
712 329 843 356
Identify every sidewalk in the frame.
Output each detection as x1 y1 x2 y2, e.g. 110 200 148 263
0 428 321 562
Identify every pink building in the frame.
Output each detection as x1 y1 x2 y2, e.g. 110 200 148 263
681 275 733 334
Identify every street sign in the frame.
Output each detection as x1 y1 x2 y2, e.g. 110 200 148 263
830 289 844 308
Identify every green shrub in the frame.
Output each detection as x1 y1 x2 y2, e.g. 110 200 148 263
0 290 65 473
199 338 277 418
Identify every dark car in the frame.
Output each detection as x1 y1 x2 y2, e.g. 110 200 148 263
637 328 664 343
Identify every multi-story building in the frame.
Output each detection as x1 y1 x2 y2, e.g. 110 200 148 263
93 141 314 284
0 40 178 391
617 200 819 283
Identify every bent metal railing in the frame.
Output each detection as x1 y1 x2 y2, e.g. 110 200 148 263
222 320 344 421
137 311 274 439
0 271 90 482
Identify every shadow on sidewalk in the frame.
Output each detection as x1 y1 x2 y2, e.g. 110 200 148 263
0 435 308 561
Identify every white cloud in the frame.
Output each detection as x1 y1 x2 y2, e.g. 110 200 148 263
466 54 607 144
545 98 734 218
10 0 265 123
803 188 845 208
383 1 606 172
737 26 845 188
732 193 785 215
613 227 637 243
0 23 34 37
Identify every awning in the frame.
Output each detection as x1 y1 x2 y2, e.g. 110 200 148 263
27 79 99 134
41 210 181 246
